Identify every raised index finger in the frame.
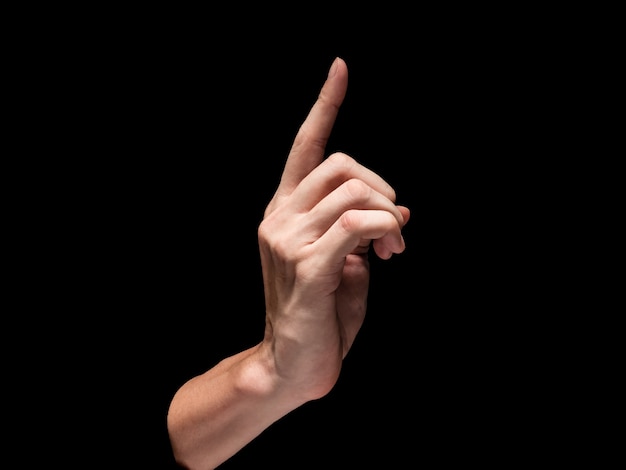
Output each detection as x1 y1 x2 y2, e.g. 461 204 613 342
276 57 349 198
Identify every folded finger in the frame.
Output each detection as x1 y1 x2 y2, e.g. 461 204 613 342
289 152 398 214
313 209 406 268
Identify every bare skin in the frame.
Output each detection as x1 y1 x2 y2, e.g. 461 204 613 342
167 57 411 470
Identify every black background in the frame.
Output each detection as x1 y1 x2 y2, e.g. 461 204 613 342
23 8 588 468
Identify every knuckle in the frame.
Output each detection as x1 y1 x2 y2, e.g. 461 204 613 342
326 152 356 171
257 220 272 245
293 125 328 155
258 219 296 259
338 209 360 232
343 178 371 203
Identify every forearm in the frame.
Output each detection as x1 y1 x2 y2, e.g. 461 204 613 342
167 343 302 470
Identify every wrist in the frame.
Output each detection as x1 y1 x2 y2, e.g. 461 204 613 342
237 343 308 411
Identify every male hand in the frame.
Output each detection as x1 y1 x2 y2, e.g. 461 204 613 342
258 57 411 402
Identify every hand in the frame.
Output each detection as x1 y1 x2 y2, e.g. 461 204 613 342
168 57 411 470
258 57 411 402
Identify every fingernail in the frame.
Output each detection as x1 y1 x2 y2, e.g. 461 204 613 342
328 57 339 78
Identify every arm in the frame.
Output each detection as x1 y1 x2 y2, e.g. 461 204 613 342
167 57 410 470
